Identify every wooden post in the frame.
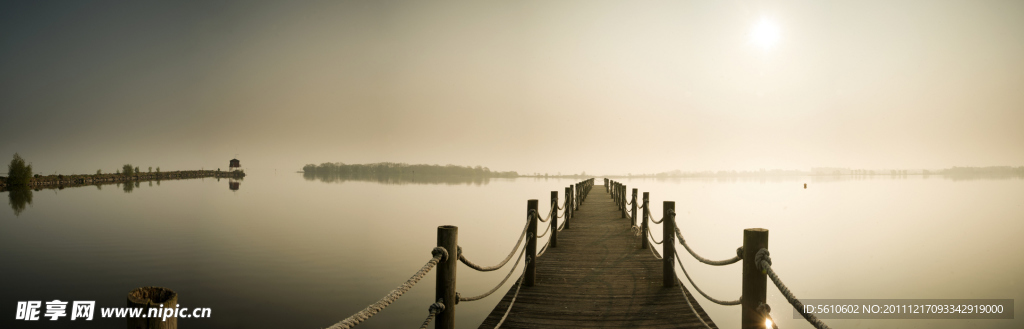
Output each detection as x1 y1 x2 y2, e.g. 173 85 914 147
612 182 616 204
621 185 627 218
578 182 584 204
550 191 558 248
567 186 574 221
576 183 581 207
611 181 614 200
641 192 649 249
663 201 676 287
525 200 538 286
436 225 458 329
127 286 178 329
742 228 769 329
564 187 572 229
631 188 638 226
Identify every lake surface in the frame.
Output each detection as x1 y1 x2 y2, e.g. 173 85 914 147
2 173 1021 328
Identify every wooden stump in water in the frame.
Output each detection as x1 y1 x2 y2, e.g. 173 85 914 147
127 286 177 329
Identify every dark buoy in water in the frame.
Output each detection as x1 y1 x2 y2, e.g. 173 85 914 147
803 183 807 189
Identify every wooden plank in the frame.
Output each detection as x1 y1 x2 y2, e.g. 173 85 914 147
478 185 718 328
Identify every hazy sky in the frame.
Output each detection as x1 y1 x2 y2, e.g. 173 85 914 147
2 0 1022 175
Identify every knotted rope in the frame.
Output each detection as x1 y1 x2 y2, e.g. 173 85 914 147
328 247 447 329
756 248 832 329
417 299 445 329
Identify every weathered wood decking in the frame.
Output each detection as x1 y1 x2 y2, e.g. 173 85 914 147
479 186 717 328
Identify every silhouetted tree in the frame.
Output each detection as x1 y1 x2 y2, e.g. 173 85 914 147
6 153 33 187
122 164 134 176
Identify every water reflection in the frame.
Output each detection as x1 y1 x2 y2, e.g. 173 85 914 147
7 188 32 216
302 171 501 185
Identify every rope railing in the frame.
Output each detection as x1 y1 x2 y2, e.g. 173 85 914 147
647 238 663 259
608 180 829 329
334 178 593 329
673 249 742 306
536 220 551 238
328 247 448 329
647 226 664 245
417 299 445 329
537 242 549 257
493 260 529 329
459 221 529 272
675 227 743 266
530 208 553 223
675 278 714 329
458 237 529 302
757 248 833 329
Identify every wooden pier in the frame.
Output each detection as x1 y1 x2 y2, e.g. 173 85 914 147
478 182 716 328
330 178 824 329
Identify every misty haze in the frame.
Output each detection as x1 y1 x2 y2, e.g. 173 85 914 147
2 1 1022 329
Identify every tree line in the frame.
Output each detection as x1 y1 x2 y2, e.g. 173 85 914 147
302 162 519 178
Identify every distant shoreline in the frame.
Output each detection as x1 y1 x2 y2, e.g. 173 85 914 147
0 170 245 191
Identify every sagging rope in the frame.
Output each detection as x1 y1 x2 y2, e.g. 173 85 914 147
647 226 664 245
650 215 664 224
675 227 743 266
673 249 742 306
647 239 663 259
676 278 715 329
557 217 567 232
327 247 448 329
459 237 529 302
536 221 552 238
537 243 548 257
459 220 529 272
757 248 833 329
417 299 445 329
494 258 530 329
530 209 553 223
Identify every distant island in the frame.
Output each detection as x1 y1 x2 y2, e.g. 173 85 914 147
301 162 519 185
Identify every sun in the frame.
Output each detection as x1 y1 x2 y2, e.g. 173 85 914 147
750 17 780 50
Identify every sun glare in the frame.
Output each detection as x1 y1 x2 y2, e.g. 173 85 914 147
750 17 780 50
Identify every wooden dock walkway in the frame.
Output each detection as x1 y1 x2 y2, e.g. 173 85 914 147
479 185 717 328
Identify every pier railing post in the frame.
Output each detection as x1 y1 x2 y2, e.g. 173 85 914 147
621 185 627 218
568 186 574 221
663 201 676 287
631 188 638 226
742 228 769 329
564 187 572 229
641 192 649 249
550 191 558 248
525 200 538 286
577 182 585 204
436 225 458 329
577 183 582 205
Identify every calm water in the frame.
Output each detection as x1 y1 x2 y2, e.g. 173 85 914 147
2 173 1021 328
